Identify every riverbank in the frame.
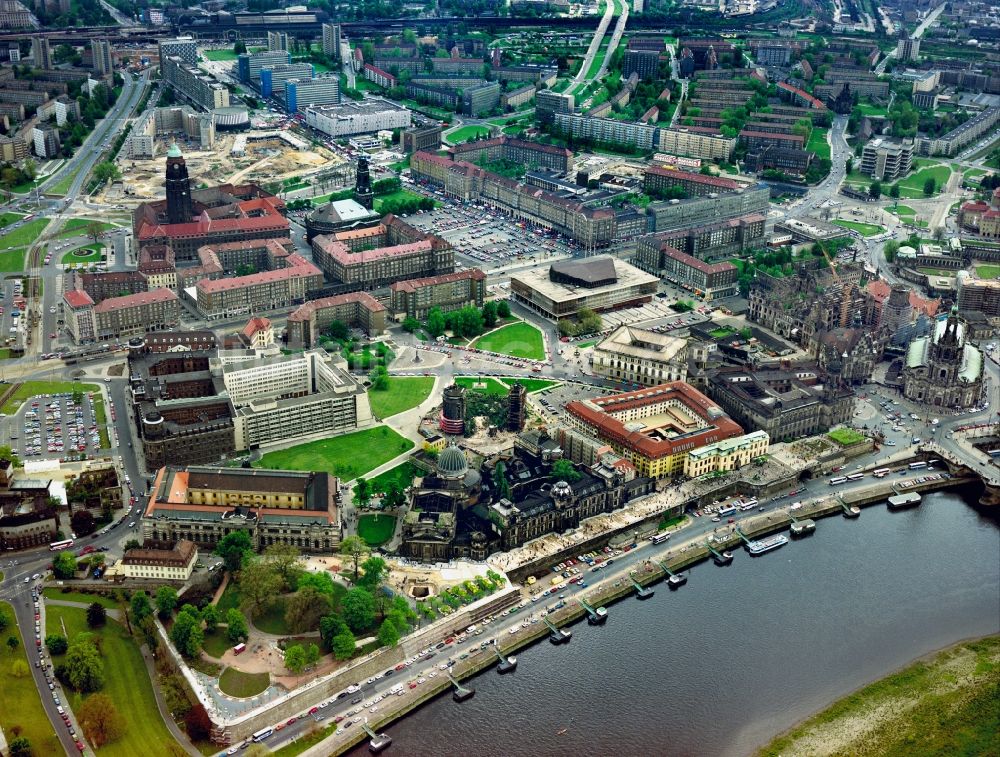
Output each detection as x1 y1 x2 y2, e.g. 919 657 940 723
757 635 1000 757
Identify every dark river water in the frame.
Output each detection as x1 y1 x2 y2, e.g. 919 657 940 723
349 487 1000 757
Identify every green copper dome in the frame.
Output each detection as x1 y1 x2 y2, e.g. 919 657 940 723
167 143 182 158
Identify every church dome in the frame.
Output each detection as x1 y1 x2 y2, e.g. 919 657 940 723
167 143 182 158
437 445 468 479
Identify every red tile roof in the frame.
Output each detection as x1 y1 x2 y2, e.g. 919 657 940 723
314 238 432 265
776 82 827 110
645 164 740 190
63 289 95 308
93 287 178 314
242 317 271 339
287 292 387 322
866 280 940 318
660 245 737 275
389 268 486 293
195 256 321 293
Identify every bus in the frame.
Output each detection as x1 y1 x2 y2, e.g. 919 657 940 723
828 477 848 486
717 504 737 516
908 462 928 470
847 473 865 481
252 728 274 743
650 532 670 545
926 459 940 468
872 468 891 478
49 539 74 551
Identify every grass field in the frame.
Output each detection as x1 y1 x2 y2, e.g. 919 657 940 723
0 601 62 755
897 164 952 199
271 723 337 756
831 219 885 237
472 321 546 361
357 514 396 547
917 267 956 277
0 247 25 273
44 605 179 757
373 188 431 211
576 340 598 349
215 583 241 614
963 168 992 185
888 204 916 217
47 168 82 197
758 636 1000 757
0 218 48 249
42 588 119 609
855 103 888 117
455 376 508 395
56 219 116 239
975 264 1000 280
369 376 434 419
0 211 24 227
2 381 101 414
256 426 414 481
828 428 865 446
218 668 270 698
61 244 105 265
203 48 238 61
202 630 232 659
445 125 491 144
807 128 830 161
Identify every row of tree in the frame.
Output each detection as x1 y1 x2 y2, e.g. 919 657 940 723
402 300 512 340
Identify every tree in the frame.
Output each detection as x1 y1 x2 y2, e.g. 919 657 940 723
9 737 30 757
884 240 900 262
497 300 511 319
0 607 8 633
71 509 96 536
201 604 219 633
155 586 178 618
46 634 68 654
378 618 400 647
92 162 120 186
123 539 141 551
481 301 498 328
53 551 77 579
284 586 332 634
304 643 320 667
342 588 376 634
86 602 106 628
426 307 446 337
6 635 18 653
354 477 371 508
889 183 900 198
263 543 303 590
226 609 248 643
284 644 306 673
65 633 104 692
932 225 945 241
234 41 247 54
551 457 581 482
923 177 936 196
332 628 356 660
129 592 152 624
868 180 882 200
0 444 20 468
401 316 420 333
383 483 405 510
79 693 126 747
215 531 254 573
185 704 212 742
170 608 204 658
369 365 390 391
358 556 387 593
238 557 282 617
339 535 370 579
326 320 350 341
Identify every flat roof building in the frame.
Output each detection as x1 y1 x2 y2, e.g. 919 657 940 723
593 325 688 387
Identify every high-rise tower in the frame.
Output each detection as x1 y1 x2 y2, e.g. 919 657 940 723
354 156 374 210
165 143 192 225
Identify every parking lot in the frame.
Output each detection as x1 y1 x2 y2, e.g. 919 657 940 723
4 393 103 461
404 198 577 273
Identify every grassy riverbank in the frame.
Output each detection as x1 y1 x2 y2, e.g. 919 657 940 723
757 635 1000 757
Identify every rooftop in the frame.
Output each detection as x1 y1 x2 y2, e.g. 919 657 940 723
93 287 177 314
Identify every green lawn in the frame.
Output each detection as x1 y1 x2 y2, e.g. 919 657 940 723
56 219 116 239
45 605 180 757
202 630 232 659
455 376 508 395
472 321 546 361
505 378 559 393
576 340 598 349
586 40 610 79
203 48 238 61
255 426 414 481
373 188 433 211
1 381 101 414
0 247 25 273
897 164 952 199
42 588 119 609
807 128 830 161
0 601 62 755
0 211 24 227
368 376 434 419
47 168 82 196
917 267 956 277
832 219 885 237
218 668 270 698
357 514 396 547
963 168 991 185
369 461 419 493
0 218 49 249
974 265 1000 280
445 125 491 144
888 204 916 217
855 103 888 117
61 244 106 265
253 598 290 635
271 724 337 756
828 428 865 446
215 582 242 614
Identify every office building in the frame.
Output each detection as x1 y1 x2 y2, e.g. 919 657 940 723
286 292 386 347
536 90 574 124
860 137 914 181
157 37 197 65
451 136 573 173
237 50 291 83
304 97 410 138
31 37 51 69
312 235 454 290
510 256 658 322
143 466 341 553
635 213 766 266
566 382 743 479
389 268 486 320
285 75 340 112
90 39 113 78
643 165 740 197
194 253 322 320
592 325 688 386
0 0 32 28
461 81 501 116
623 49 661 81
322 23 341 59
401 124 442 154
259 63 313 98
268 31 290 52
683 430 770 478
121 539 198 581
63 287 180 342
161 55 230 111
957 273 1000 318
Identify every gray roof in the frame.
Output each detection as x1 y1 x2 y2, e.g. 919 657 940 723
550 256 617 285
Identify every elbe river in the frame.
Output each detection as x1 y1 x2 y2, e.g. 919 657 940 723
349 487 1000 757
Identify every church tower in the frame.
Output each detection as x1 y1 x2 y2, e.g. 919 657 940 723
165 143 193 225
355 156 374 210
931 306 963 364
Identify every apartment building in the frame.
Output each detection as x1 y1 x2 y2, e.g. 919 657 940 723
90 39 113 78
161 55 230 111
304 97 410 138
636 212 767 265
918 107 1000 156
195 253 323 320
860 137 914 181
643 165 741 197
775 82 827 110
121 539 198 581
268 31 290 52
683 430 770 478
592 325 688 387
389 268 486 320
623 49 661 80
0 0 31 28
286 292 387 347
646 186 770 233
157 37 197 65
554 112 657 150
451 136 573 173
657 126 736 161
739 129 805 151
285 76 341 112
312 236 453 289
957 273 1000 317
461 81 501 116
322 23 341 59
535 90 574 124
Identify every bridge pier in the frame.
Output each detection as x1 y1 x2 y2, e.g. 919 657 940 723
979 482 1000 507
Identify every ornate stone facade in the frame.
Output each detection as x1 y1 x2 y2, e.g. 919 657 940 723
902 308 984 409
